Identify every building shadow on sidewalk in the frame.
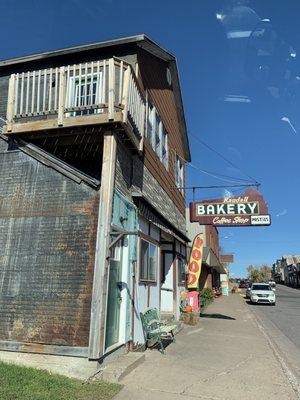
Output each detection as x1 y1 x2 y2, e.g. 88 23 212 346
201 313 236 320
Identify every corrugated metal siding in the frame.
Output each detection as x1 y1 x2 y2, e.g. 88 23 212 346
0 146 99 347
137 49 186 215
0 76 9 119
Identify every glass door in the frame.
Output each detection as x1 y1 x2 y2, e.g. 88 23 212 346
161 252 175 313
105 241 122 350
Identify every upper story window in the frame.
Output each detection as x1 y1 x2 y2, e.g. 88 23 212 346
161 128 168 168
175 155 184 193
146 102 154 146
67 71 103 116
146 99 168 170
154 114 161 154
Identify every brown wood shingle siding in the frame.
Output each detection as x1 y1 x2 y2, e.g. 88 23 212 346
137 49 186 215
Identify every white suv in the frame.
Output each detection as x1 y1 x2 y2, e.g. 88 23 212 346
250 283 276 305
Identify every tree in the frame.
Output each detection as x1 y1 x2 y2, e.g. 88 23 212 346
247 264 272 283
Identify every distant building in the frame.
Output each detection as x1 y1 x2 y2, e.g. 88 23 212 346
273 259 285 284
275 255 300 288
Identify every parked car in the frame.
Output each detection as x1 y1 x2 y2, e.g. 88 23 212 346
245 286 252 299
268 281 276 291
239 280 249 289
250 283 276 305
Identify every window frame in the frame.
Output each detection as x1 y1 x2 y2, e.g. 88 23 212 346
161 127 168 169
139 236 159 284
146 101 155 147
146 95 169 170
175 155 184 193
177 256 187 286
67 71 103 116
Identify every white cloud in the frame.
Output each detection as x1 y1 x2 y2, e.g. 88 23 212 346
223 189 233 198
276 209 287 217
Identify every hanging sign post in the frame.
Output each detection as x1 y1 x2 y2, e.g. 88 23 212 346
189 189 271 227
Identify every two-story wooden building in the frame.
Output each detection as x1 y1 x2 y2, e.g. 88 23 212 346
0 35 191 362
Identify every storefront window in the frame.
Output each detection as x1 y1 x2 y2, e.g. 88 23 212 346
140 239 158 282
178 257 186 285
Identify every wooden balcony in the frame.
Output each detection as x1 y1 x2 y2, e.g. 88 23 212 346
3 58 145 151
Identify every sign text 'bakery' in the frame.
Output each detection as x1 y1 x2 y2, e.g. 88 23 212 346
189 189 271 227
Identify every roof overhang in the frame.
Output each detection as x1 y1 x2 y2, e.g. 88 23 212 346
132 191 190 244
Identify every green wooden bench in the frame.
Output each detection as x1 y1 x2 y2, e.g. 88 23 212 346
140 308 177 354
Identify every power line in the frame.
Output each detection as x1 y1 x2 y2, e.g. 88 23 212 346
186 163 253 184
189 133 259 184
172 149 255 185
178 183 260 190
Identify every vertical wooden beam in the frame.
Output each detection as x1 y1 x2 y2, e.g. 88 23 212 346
88 132 117 360
108 58 115 120
25 71 30 115
31 70 36 114
20 72 24 115
58 66 66 126
6 74 16 132
122 67 130 123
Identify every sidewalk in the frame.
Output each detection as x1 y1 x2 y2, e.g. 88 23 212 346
114 293 298 400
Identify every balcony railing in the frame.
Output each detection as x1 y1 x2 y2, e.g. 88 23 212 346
4 58 146 151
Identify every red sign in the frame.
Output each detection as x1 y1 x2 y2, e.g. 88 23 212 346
220 254 234 263
190 189 271 227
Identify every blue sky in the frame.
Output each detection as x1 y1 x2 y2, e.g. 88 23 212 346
1 0 300 277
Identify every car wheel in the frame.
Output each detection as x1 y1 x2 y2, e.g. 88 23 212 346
272 303 276 306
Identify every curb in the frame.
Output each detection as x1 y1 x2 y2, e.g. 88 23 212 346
247 302 300 399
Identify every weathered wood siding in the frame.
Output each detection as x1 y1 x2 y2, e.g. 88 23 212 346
137 49 186 215
115 138 186 237
0 137 98 347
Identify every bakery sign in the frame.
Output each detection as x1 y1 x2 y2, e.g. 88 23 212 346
189 189 271 227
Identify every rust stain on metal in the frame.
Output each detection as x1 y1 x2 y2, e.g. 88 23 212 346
71 193 99 346
0 188 100 347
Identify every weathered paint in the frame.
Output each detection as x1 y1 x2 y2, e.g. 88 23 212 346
111 190 137 343
0 137 99 348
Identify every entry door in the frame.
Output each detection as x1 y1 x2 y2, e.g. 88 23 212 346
161 253 174 313
105 255 122 350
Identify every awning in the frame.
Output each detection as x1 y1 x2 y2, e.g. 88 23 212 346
132 194 190 244
203 247 227 274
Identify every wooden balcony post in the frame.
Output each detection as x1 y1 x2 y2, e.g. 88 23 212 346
58 67 66 126
121 66 130 123
6 74 16 132
88 131 117 359
108 58 115 120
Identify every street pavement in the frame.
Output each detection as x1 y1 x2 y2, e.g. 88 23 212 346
244 284 300 384
114 293 299 400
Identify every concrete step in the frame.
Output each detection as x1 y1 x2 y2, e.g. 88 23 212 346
100 352 145 383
